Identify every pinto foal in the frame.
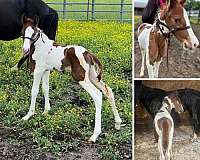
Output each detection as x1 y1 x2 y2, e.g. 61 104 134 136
154 93 184 160
21 18 122 142
138 0 199 78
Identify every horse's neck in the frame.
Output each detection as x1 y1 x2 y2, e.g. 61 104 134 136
154 13 169 34
25 0 49 17
34 35 54 55
160 103 171 113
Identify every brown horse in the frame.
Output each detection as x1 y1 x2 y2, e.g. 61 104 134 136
138 0 199 78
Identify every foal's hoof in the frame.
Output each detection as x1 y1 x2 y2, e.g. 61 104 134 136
139 74 144 78
22 116 30 121
88 132 101 143
88 136 96 143
11 64 18 71
22 113 34 120
115 122 121 130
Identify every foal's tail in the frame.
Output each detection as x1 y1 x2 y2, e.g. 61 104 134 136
161 119 172 159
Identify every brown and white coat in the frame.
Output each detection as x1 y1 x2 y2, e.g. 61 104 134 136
21 24 122 143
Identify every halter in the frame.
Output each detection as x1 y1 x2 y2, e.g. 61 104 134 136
155 19 191 69
156 19 191 39
21 29 44 44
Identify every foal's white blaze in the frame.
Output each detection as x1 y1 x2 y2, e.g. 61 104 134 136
183 8 199 49
22 26 34 53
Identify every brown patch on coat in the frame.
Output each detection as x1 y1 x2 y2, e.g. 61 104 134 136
149 31 168 65
138 23 151 36
157 117 172 153
61 47 85 81
83 51 103 81
27 45 36 72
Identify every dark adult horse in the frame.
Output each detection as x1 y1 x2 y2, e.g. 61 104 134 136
0 0 58 69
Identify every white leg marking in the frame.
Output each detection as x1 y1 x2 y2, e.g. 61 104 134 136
140 49 145 77
145 49 155 78
22 69 44 120
79 78 102 142
42 70 51 114
11 63 19 71
154 59 162 78
146 63 154 78
89 66 122 129
191 132 198 142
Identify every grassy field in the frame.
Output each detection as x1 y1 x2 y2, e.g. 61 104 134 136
0 21 132 159
44 0 132 21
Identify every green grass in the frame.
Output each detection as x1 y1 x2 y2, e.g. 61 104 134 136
0 21 132 159
44 0 132 21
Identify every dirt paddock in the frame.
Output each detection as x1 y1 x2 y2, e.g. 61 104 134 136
135 122 200 160
134 24 200 78
135 81 200 160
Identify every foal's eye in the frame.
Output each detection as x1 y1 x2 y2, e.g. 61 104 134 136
174 18 181 24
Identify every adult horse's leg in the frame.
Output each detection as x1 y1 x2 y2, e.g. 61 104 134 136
42 70 50 114
79 78 102 142
22 68 44 120
140 49 145 77
89 66 122 129
11 55 29 71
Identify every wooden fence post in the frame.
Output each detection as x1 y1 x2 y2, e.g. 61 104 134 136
63 0 67 19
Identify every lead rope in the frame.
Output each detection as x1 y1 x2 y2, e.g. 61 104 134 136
166 36 170 70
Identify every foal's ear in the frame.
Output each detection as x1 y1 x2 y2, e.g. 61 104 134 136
21 14 28 24
33 15 39 27
178 0 186 6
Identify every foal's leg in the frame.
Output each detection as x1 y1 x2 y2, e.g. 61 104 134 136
89 66 122 129
145 49 154 78
79 78 102 142
11 55 29 71
154 58 162 78
42 70 51 114
158 136 165 160
140 49 145 77
146 63 154 78
22 68 44 120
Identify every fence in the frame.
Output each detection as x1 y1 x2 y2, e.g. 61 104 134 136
188 9 200 24
45 0 132 22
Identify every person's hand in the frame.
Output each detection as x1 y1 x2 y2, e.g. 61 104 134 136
160 3 167 11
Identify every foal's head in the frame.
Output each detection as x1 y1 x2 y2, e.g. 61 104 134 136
159 0 199 50
163 92 184 114
21 16 45 54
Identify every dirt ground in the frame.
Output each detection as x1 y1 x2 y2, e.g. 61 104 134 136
135 121 200 160
134 24 200 78
0 125 101 160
